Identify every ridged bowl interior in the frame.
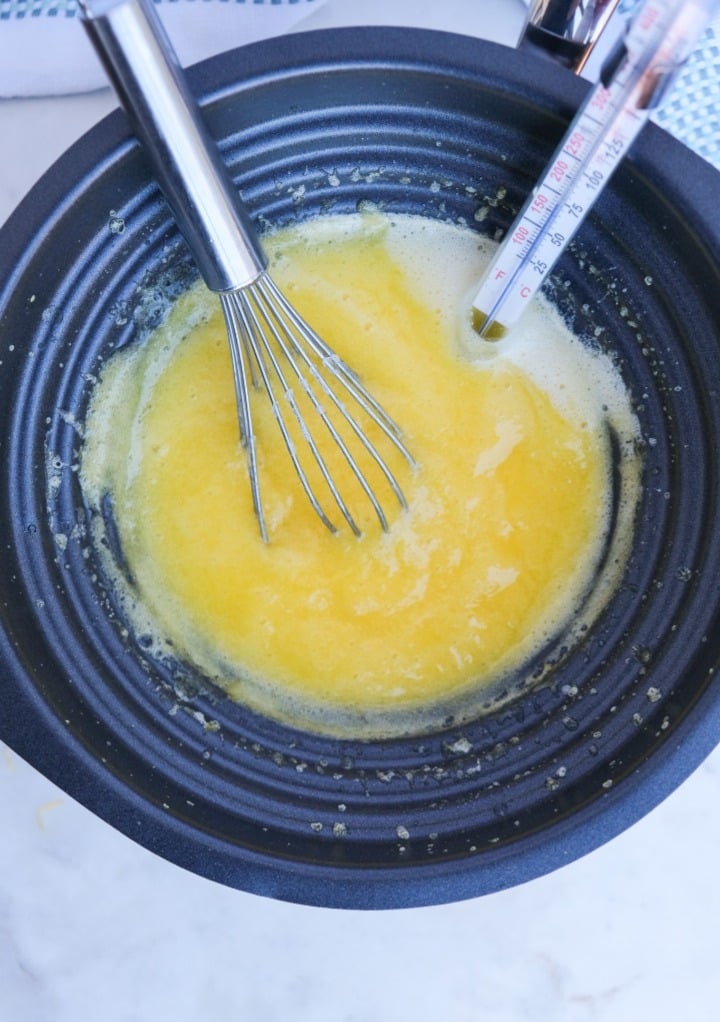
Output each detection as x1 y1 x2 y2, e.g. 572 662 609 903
1 29 720 908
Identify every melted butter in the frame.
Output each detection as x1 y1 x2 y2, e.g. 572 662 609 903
80 213 641 737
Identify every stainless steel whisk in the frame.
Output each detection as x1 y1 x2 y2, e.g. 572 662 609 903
79 0 414 541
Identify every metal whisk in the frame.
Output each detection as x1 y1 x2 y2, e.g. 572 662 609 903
80 0 414 541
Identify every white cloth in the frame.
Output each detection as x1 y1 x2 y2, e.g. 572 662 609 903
0 0 327 97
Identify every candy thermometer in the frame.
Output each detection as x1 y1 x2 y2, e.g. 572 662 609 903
473 0 720 339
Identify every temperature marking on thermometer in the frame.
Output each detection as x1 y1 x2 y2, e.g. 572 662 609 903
472 0 720 338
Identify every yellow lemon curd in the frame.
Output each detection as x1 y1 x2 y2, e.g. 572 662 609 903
81 214 640 736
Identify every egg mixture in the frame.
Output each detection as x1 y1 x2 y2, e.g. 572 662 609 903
80 213 641 736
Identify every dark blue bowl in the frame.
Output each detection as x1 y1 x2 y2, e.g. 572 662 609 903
1 28 720 908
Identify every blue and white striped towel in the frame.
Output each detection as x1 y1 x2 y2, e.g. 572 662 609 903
617 0 720 167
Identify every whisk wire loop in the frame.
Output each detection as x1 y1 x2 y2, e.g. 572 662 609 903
231 286 360 536
221 296 267 540
256 278 413 520
222 290 340 539
265 275 406 443
221 272 415 538
79 0 415 541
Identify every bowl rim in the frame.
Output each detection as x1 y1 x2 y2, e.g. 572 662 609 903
2 27 720 909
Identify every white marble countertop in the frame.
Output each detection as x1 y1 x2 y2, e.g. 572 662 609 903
2 2 720 1019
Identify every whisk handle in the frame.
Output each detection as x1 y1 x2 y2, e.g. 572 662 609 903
78 0 267 292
